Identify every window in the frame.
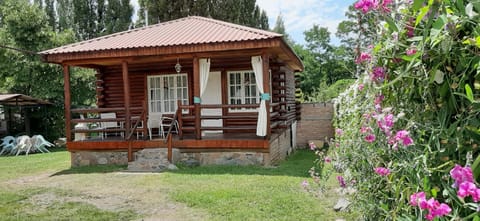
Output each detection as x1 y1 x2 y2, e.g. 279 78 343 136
228 70 259 111
147 74 188 114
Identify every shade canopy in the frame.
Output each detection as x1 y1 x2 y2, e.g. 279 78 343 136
0 94 52 106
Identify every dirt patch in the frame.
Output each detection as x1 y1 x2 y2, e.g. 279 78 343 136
4 171 209 221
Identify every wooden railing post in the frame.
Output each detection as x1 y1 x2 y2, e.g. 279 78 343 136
62 64 72 142
177 100 183 140
193 56 201 140
122 61 131 141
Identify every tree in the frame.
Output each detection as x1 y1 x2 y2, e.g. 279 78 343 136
105 0 133 34
135 0 269 30
0 0 95 139
272 13 293 45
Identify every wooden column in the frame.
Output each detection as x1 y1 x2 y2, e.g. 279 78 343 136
63 64 72 142
262 53 271 139
122 61 133 162
193 57 201 140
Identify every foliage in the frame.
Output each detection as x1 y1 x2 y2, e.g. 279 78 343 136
308 79 356 102
330 0 480 220
0 0 96 139
136 0 269 30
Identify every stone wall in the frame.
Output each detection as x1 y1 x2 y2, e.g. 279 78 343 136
71 151 128 167
296 102 334 148
179 151 266 166
269 128 294 165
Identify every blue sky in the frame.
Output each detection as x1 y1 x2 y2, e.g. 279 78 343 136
256 0 356 45
131 0 357 45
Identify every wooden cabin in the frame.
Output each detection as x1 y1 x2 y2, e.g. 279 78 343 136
40 16 303 167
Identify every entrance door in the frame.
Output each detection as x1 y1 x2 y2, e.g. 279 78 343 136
201 71 222 132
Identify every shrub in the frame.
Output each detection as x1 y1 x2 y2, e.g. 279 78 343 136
329 1 480 220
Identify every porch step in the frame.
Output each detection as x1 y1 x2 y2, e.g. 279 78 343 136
127 148 179 172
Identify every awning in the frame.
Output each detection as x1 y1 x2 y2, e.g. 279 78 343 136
0 94 52 106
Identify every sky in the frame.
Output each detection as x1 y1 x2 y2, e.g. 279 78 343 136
130 0 357 45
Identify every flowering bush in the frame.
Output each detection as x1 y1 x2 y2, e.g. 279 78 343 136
330 0 480 220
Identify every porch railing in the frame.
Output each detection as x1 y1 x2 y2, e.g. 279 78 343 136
176 100 281 140
70 106 147 141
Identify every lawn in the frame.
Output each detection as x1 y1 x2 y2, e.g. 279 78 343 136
0 148 353 220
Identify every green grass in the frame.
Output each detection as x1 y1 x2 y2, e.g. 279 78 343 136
159 150 354 221
0 189 137 221
0 148 355 220
0 148 70 182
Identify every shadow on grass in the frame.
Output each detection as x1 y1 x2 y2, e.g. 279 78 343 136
170 149 316 177
49 149 316 178
51 164 127 176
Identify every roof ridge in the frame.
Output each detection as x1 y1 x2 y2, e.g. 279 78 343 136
189 16 281 38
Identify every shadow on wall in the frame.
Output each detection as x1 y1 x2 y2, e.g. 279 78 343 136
296 102 334 148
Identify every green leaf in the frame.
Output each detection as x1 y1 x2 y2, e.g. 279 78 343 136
472 154 480 181
432 15 447 31
416 6 430 26
465 84 474 102
385 16 399 33
413 0 424 11
474 215 480 221
431 188 437 198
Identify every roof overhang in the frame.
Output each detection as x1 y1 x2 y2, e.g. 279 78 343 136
0 94 52 106
41 38 304 72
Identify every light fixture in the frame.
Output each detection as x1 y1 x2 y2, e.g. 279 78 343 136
175 58 182 73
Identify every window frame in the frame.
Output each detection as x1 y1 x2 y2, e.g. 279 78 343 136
227 70 259 112
147 73 188 114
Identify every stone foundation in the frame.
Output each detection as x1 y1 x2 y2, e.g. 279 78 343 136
71 151 128 167
180 151 266 166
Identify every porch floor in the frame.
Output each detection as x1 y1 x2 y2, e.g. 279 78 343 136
68 132 269 151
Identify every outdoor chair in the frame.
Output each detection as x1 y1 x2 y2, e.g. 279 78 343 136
14 135 33 156
160 115 178 138
30 135 53 153
0 136 16 155
147 113 162 140
100 112 123 139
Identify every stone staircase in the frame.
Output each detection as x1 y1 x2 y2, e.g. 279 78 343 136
127 148 180 172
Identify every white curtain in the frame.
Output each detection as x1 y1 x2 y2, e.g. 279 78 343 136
251 56 267 136
199 58 211 98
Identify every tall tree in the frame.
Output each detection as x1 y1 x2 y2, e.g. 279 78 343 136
44 0 56 31
72 0 99 40
57 0 74 32
105 0 133 34
272 13 293 45
136 0 269 30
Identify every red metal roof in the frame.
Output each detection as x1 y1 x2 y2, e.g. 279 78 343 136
41 16 282 55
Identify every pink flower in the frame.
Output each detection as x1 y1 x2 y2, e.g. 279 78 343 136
360 126 372 134
356 52 372 63
381 0 393 12
374 167 390 176
354 0 379 14
394 130 414 146
410 192 451 220
410 192 426 206
358 83 364 91
450 164 474 187
406 48 417 56
337 176 346 188
371 67 386 83
309 142 317 150
365 134 376 143
377 114 394 136
302 180 309 188
324 157 331 163
374 94 384 105
457 181 480 202
335 128 344 136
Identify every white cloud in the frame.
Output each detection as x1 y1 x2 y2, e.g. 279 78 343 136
256 0 354 45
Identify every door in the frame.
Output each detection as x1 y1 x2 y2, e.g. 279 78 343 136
201 71 222 133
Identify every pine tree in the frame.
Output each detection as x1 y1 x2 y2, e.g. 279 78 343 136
44 0 56 31
105 0 133 34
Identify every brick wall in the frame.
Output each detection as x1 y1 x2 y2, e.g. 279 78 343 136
296 102 334 148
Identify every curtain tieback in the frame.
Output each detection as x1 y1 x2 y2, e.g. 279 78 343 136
260 93 271 101
193 96 201 104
